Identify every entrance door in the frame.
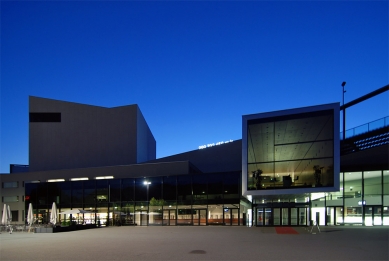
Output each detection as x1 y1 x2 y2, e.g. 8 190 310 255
326 206 343 226
223 208 239 226
282 208 289 225
163 209 176 226
273 208 281 225
298 207 307 226
290 208 298 225
256 208 264 226
264 208 272 226
135 211 147 226
193 209 207 226
364 206 382 226
257 207 307 226
326 207 334 225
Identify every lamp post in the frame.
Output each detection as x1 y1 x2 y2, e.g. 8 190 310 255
143 181 151 226
143 181 151 202
341 82 346 140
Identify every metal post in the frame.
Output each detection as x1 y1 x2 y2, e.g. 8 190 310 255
144 181 151 226
341 82 346 140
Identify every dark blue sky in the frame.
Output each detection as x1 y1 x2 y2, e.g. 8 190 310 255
1 1 388 173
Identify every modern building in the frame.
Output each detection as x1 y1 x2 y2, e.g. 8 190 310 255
29 96 156 172
1 87 388 227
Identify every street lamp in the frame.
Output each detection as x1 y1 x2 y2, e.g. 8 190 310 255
341 82 346 140
143 181 151 202
143 181 151 226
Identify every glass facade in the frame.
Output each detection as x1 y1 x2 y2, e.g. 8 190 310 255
246 109 336 191
251 169 388 227
319 170 389 226
24 172 244 226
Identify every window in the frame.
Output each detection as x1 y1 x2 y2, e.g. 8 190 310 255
3 196 19 202
11 210 18 222
29 112 61 122
2 181 18 188
245 106 337 192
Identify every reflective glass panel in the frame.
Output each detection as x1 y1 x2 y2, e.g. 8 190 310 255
192 175 207 205
177 175 192 205
163 176 176 201
364 171 382 205
121 179 134 202
247 110 335 190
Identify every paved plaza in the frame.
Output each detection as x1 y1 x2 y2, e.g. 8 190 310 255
1 226 388 260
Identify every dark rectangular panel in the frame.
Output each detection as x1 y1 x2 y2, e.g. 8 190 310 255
29 112 61 122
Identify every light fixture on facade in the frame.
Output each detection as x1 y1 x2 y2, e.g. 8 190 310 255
25 180 41 183
47 179 65 182
70 177 89 181
95 176 114 180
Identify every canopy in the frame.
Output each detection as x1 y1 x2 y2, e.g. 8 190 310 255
59 209 93 215
1 204 7 225
50 202 58 225
7 205 12 223
27 203 34 226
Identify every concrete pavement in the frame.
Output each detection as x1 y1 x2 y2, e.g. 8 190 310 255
1 225 388 260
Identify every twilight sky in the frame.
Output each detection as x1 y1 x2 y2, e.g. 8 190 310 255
1 1 388 173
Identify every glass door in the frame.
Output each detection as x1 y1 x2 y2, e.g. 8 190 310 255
223 208 239 226
231 209 239 226
163 209 176 226
290 208 298 225
256 208 264 226
298 208 307 226
273 208 280 225
223 208 231 226
193 209 207 226
282 208 289 225
135 210 148 226
199 209 206 226
265 208 272 226
326 207 334 225
373 207 382 226
364 206 382 226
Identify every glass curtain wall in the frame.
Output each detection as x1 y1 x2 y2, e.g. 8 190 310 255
192 175 207 226
383 170 389 225
83 180 96 225
122 178 135 225
110 179 121 226
364 171 382 226
96 180 108 226
162 176 177 226
344 172 362 224
24 172 242 227
135 178 149 226
148 177 163 226
247 110 335 191
177 175 192 225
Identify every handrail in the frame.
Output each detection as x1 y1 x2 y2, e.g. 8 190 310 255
340 116 389 140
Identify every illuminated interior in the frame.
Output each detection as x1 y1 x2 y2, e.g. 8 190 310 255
247 110 335 190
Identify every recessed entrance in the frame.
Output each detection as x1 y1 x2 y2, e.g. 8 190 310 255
255 206 307 226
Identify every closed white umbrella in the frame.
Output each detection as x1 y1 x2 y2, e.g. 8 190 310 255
1 204 7 225
7 205 13 234
50 202 57 226
7 205 12 223
27 203 34 232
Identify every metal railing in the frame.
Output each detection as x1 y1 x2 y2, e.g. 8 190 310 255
340 116 389 140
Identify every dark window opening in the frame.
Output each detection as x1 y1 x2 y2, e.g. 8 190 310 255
30 113 61 122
